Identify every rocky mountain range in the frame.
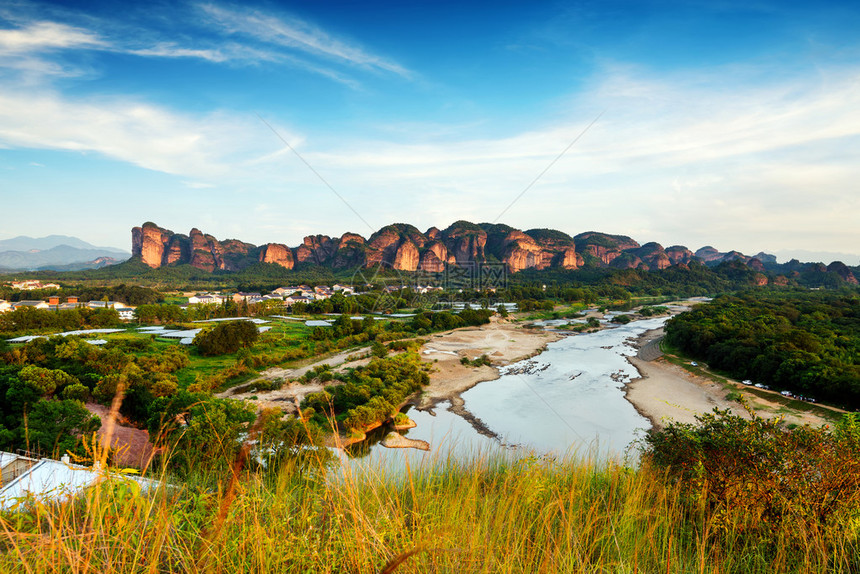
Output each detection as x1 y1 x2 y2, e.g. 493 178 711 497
130 221 857 285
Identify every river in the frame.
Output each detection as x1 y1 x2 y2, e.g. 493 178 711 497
341 316 670 468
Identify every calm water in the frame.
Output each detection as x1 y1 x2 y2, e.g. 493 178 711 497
339 316 670 469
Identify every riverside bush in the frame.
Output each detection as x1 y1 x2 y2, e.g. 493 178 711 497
643 409 860 543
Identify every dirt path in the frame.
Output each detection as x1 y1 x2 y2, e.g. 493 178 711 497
215 346 372 414
85 403 159 469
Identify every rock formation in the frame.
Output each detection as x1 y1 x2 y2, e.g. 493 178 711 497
135 221 855 289
259 243 294 269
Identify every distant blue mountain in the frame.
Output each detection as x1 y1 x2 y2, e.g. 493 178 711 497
0 235 126 253
0 235 129 271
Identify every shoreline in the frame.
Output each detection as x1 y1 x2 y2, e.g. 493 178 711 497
620 328 664 430
622 325 835 430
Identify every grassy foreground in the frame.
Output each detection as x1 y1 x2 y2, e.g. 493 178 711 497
1 444 857 574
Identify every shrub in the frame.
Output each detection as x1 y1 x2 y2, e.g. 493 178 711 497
194 321 259 356
61 383 90 402
371 341 387 358
643 409 860 538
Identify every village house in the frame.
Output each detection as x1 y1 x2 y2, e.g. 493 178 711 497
11 300 50 310
232 292 261 304
284 295 312 307
0 300 11 313
10 280 61 291
272 286 300 297
187 293 227 305
46 296 83 311
86 300 125 310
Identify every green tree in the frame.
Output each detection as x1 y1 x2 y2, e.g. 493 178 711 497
194 320 259 356
25 399 101 456
18 365 80 397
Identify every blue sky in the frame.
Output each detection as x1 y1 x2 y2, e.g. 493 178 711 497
1 0 859 262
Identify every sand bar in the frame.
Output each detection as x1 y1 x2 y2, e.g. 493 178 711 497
625 328 835 429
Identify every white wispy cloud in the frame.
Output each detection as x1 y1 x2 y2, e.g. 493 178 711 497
0 20 105 52
0 5 390 86
0 90 298 179
197 3 411 78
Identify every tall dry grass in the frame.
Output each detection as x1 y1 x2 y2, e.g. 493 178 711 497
1 440 857 573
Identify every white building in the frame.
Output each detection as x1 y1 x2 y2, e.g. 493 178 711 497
187 293 227 305
11 300 50 310
87 300 125 309
10 281 61 291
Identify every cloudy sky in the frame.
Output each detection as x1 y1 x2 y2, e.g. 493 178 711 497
1 0 859 262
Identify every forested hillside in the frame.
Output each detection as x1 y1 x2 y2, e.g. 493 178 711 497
665 289 860 409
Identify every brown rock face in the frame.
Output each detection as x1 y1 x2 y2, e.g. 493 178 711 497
364 224 427 270
165 235 189 265
129 220 791 278
501 231 551 272
393 241 420 271
332 233 367 269
773 275 789 286
629 242 671 270
259 243 294 269
131 223 171 268
574 232 640 266
296 235 336 265
665 245 694 265
694 246 723 263
366 227 402 266
557 248 581 269
609 253 643 269
419 249 445 272
748 258 765 272
443 223 487 264
217 239 257 271
189 228 217 272
753 273 769 286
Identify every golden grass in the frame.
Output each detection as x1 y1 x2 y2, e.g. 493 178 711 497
1 441 857 573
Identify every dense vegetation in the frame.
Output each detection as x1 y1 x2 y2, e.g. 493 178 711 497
645 409 860 538
2 268 860 570
665 290 860 408
0 306 122 333
303 350 431 432
0 284 161 305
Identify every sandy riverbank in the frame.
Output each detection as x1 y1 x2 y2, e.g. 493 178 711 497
417 318 563 409
624 328 833 430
